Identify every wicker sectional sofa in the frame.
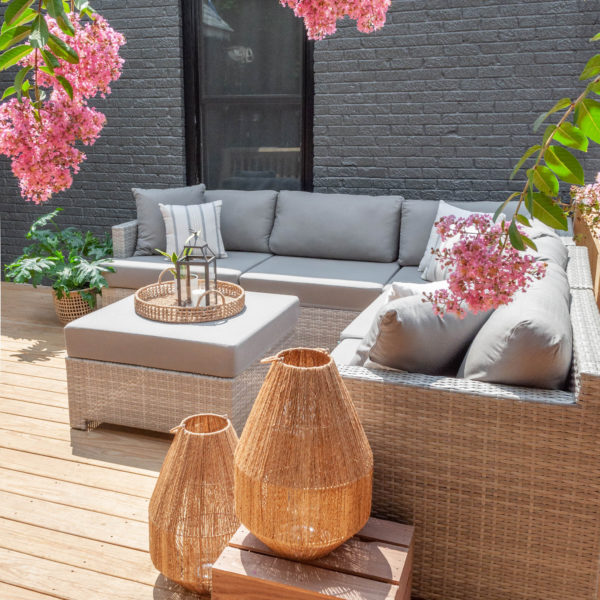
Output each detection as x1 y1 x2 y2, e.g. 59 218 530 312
106 190 600 600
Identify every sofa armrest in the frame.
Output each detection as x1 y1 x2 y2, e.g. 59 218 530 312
112 220 138 258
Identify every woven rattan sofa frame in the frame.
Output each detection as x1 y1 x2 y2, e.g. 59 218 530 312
336 245 600 600
107 219 360 350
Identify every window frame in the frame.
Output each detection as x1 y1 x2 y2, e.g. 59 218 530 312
181 0 314 191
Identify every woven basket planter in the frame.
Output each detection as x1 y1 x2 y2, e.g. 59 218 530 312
53 289 94 325
149 414 239 595
234 348 373 560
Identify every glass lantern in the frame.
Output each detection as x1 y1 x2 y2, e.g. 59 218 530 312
175 231 218 307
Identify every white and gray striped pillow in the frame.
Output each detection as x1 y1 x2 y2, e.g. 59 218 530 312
159 201 227 258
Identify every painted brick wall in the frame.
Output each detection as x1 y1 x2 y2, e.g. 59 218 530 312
313 0 600 200
0 0 186 264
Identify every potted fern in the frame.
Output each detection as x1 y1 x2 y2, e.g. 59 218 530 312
4 209 114 324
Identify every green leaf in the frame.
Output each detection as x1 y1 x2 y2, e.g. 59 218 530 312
581 54 600 80
73 0 90 10
0 24 29 50
4 0 35 26
531 192 569 230
29 14 49 49
515 213 531 227
553 122 589 152
55 12 75 36
40 48 59 69
510 144 541 180
533 98 572 132
14 64 30 99
542 124 556 146
527 165 559 197
0 44 33 71
590 31 600 42
576 98 600 143
47 33 78 63
544 146 585 185
1 7 35 32
522 234 538 251
525 172 534 213
45 0 64 18
494 191 520 222
508 219 526 251
55 74 72 99
1 85 15 99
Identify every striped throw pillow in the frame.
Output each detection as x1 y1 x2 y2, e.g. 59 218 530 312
159 201 227 258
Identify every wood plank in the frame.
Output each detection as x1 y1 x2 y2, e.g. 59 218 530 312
1 348 66 366
0 398 68 423
357 516 414 548
0 447 156 497
0 490 149 551
212 546 399 600
0 581 60 600
1 321 65 340
0 468 149 522
0 371 67 394
0 547 198 600
0 412 72 441
0 429 162 477
0 383 67 407
229 526 410 585
1 359 67 381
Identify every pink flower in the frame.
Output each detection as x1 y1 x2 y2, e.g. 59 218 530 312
280 0 391 40
572 174 600 238
0 13 125 203
424 214 547 318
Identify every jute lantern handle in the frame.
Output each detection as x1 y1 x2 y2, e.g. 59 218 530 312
194 289 226 307
157 267 176 285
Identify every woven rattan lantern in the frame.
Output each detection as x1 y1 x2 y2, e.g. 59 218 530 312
149 414 239 594
234 347 373 560
175 231 218 306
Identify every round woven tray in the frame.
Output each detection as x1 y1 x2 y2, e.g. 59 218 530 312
135 270 245 323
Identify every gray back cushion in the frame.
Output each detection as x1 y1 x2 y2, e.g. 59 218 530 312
269 191 403 262
133 184 205 256
458 263 572 389
398 200 519 266
350 293 491 375
204 189 277 253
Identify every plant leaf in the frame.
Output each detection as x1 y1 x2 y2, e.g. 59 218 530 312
542 124 556 146
553 122 589 152
544 146 584 185
4 0 35 26
527 165 559 197
14 64 30 99
0 24 29 50
0 44 33 71
29 13 49 49
525 172 534 213
575 98 600 143
508 219 525 251
494 191 520 221
531 192 569 230
47 33 78 63
55 74 72 99
510 145 541 180
40 48 59 69
581 54 600 80
1 85 15 99
590 31 600 42
55 12 75 36
521 234 538 251
533 98 572 132
515 213 531 227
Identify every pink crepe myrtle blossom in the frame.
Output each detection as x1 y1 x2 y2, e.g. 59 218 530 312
572 172 600 238
280 0 391 40
424 214 547 318
0 14 125 204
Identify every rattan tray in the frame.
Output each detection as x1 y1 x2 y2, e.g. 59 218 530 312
135 270 245 323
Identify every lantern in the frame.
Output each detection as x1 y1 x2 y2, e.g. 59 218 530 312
175 231 218 307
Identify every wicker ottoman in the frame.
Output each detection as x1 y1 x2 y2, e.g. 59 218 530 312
64 291 299 434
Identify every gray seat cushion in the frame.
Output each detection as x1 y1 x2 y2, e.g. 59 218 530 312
133 184 205 256
269 191 403 262
389 266 426 284
398 200 519 266
458 263 572 389
204 189 277 253
331 338 362 366
105 252 272 289
240 256 400 310
340 289 389 340
350 294 491 375
65 293 299 378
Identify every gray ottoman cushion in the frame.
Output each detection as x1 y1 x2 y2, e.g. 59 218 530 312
133 184 205 256
269 191 403 262
205 189 277 253
458 263 572 389
65 292 299 378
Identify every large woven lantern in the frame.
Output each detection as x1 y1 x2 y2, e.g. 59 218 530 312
149 414 239 594
234 348 373 560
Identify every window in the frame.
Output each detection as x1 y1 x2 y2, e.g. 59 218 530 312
182 0 313 191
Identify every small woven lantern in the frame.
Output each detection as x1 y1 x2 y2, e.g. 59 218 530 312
234 347 373 560
175 231 218 306
149 413 239 594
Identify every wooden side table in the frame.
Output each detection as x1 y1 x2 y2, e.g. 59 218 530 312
212 517 414 600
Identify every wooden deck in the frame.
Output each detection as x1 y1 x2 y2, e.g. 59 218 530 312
0 283 200 599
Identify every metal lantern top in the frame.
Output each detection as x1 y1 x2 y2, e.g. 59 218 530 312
175 230 218 306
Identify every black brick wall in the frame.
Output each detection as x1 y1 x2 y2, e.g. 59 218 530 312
2 0 600 264
0 0 186 264
313 0 600 200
